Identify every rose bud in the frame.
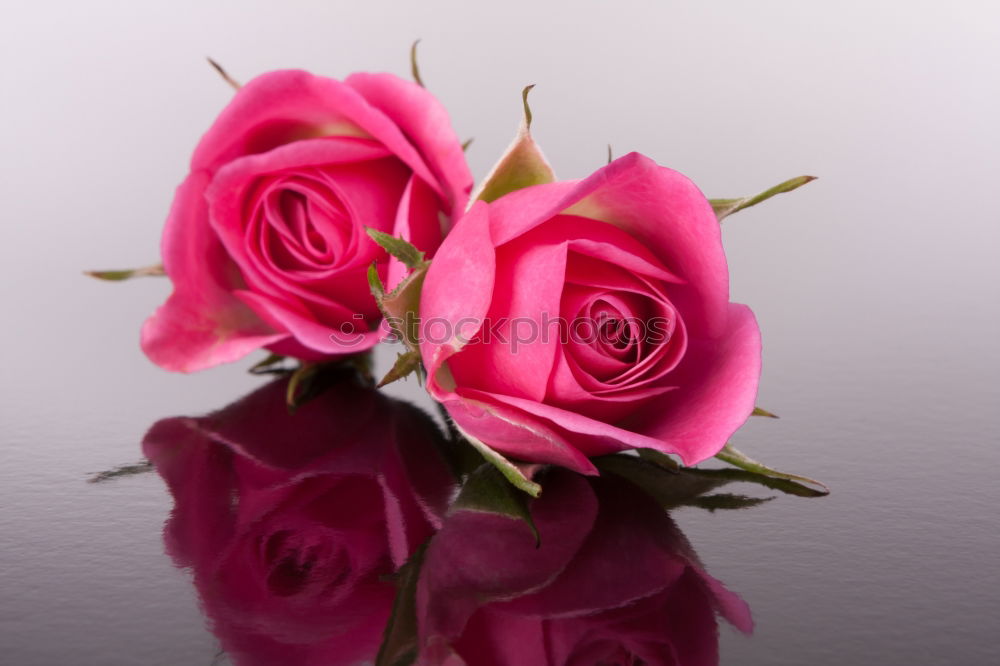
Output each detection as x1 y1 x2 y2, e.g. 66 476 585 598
143 69 472 372
143 371 454 665
420 153 761 472
417 470 752 665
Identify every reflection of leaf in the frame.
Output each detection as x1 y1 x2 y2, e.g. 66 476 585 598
715 443 829 494
376 543 426 666
686 493 774 512
452 464 539 545
597 451 827 511
710 175 816 221
88 459 153 484
596 455 740 509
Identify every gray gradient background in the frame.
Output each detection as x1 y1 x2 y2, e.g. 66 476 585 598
2 1 998 664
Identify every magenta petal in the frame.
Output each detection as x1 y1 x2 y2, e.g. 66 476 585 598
191 70 442 198
235 289 381 356
464 389 665 457
623 303 762 465
440 389 599 474
567 153 729 337
448 239 567 401
142 172 286 372
345 72 473 215
420 203 496 375
387 176 444 291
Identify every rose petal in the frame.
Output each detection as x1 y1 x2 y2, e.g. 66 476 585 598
622 303 762 465
141 172 287 372
345 72 473 215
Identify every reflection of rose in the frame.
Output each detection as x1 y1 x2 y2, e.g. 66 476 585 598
420 154 760 472
142 69 472 372
143 372 453 665
417 470 752 665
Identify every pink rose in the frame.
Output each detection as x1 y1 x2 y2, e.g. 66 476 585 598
416 471 752 665
143 371 453 665
419 153 761 472
143 69 472 372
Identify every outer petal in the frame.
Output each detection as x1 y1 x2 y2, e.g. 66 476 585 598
141 172 286 372
420 202 496 376
190 70 442 199
346 72 473 215
623 303 762 465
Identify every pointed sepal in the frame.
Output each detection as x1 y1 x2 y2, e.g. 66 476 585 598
715 443 829 494
470 85 555 204
711 175 816 221
84 264 165 281
378 350 423 387
454 424 542 497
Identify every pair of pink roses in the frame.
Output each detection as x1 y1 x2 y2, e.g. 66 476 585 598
144 375 750 666
143 68 760 472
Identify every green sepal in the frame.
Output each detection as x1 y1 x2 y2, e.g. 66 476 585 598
409 39 424 88
751 406 780 418
248 353 289 375
710 175 816 221
378 350 423 388
452 464 540 545
471 85 555 204
84 264 164 281
375 543 426 666
366 228 427 270
455 425 542 497
715 443 829 494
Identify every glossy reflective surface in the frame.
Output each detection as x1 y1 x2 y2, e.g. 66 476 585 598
2 1 999 664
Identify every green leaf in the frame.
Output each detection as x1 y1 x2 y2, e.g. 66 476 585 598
452 464 539 545
454 425 542 497
375 543 426 666
378 350 423 388
366 228 427 270
751 406 780 418
409 39 424 88
710 175 816 221
715 443 829 494
88 459 153 484
461 137 474 152
84 264 164 281
471 85 555 204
